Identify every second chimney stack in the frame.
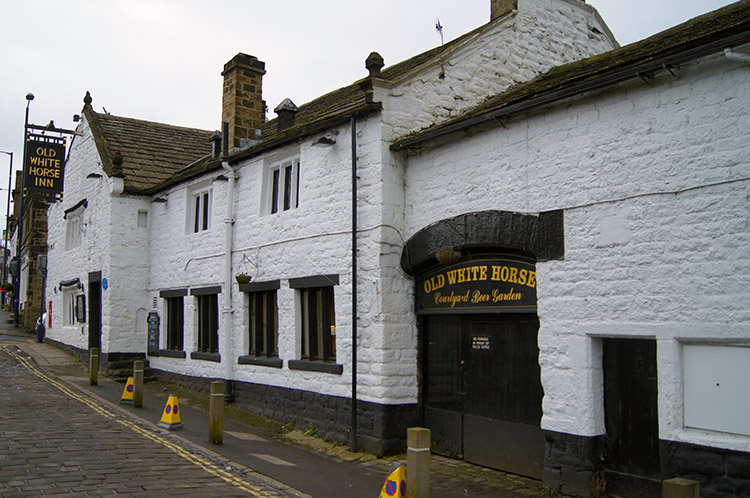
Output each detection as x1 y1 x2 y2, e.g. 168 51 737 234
222 53 266 150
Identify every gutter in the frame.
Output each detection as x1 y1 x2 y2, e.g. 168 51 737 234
391 30 750 152
725 47 750 62
140 103 382 198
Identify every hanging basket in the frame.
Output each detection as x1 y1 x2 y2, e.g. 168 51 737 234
435 246 461 265
235 274 251 285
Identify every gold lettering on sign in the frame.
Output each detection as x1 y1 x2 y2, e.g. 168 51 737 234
425 264 537 294
434 291 471 308
492 288 522 302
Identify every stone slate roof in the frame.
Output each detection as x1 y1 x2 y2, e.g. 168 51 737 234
392 0 750 150
83 100 214 194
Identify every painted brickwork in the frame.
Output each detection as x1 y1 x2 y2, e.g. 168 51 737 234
401 51 750 458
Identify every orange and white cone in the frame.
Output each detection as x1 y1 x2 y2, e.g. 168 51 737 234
158 395 183 430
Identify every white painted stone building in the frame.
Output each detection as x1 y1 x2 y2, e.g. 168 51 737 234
46 1 750 496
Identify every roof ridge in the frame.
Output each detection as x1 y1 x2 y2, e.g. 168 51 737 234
97 112 215 135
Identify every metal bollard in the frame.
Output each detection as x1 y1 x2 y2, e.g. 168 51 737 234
407 427 431 498
133 360 144 408
663 477 700 498
209 381 224 444
89 348 99 386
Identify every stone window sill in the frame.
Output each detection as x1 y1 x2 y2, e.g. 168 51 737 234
238 356 283 368
156 349 186 359
288 360 343 375
190 351 221 362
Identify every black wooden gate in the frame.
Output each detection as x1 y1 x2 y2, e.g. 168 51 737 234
603 338 661 495
424 314 544 478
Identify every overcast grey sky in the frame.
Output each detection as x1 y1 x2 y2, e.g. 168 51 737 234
0 0 736 222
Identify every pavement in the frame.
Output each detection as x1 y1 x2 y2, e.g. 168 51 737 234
0 312 556 498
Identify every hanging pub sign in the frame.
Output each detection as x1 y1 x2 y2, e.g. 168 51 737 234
25 139 66 201
418 258 537 314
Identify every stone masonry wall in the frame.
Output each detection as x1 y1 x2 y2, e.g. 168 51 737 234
46 115 150 356
147 116 419 406
382 0 616 141
400 51 750 457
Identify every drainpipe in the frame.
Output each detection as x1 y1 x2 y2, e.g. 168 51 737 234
351 116 358 452
221 122 236 402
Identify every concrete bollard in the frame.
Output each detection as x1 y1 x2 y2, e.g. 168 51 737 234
133 360 144 408
209 381 224 444
663 477 700 498
407 427 431 498
89 348 98 386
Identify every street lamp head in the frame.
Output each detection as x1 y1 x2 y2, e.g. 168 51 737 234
25 93 34 101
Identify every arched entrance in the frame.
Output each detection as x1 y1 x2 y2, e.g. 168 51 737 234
401 210 564 479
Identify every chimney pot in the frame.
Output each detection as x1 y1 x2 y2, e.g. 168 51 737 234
210 131 222 158
274 98 299 132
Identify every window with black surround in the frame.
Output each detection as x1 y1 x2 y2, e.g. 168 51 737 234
159 289 187 358
289 274 342 374
238 280 282 368
167 297 184 350
190 286 220 361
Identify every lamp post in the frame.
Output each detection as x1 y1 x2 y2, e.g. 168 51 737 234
14 93 33 328
0 151 11 307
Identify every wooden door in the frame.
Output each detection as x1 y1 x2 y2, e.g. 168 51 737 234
603 338 661 495
423 314 544 478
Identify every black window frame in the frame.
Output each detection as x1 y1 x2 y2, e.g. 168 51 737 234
290 275 339 363
248 289 279 357
191 286 220 354
165 296 184 351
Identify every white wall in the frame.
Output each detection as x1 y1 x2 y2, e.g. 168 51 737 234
46 116 152 355
400 51 750 452
382 0 616 141
147 116 413 404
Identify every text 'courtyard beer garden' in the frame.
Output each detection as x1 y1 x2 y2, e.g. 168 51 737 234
418 258 537 314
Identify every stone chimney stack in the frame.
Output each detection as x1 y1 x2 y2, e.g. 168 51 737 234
221 53 266 150
491 0 517 20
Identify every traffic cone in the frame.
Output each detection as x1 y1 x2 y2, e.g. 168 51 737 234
118 377 135 405
158 395 183 430
379 463 406 498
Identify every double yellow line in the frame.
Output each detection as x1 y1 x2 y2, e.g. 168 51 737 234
0 345 279 497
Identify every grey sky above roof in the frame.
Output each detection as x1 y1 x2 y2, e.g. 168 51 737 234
0 0 736 208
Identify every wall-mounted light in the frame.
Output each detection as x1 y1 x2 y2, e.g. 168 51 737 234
86 173 102 179
312 136 336 147
151 197 167 203
435 245 461 265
